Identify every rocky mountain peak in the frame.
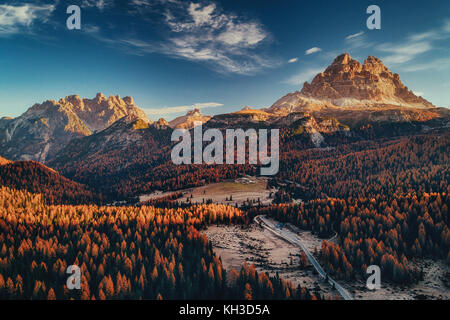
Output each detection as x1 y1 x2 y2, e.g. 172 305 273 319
95 92 107 103
169 108 211 129
123 96 135 105
298 53 434 108
325 53 362 73
154 118 169 129
362 56 390 75
186 108 202 117
333 53 355 65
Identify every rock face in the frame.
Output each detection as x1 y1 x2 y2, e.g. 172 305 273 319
169 108 212 129
270 53 435 115
301 54 434 108
0 93 151 162
60 93 151 132
154 118 170 129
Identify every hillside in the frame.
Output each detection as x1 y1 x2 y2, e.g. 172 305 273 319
0 157 102 204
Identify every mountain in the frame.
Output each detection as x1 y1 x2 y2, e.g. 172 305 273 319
0 93 150 162
304 54 434 108
205 106 272 128
269 53 442 121
48 115 173 200
154 118 170 129
0 155 102 204
169 108 212 129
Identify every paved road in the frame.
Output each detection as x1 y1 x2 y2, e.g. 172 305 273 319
255 215 353 300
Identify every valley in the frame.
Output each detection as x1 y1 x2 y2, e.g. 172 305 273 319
0 53 448 301
203 223 340 299
204 212 450 300
140 176 275 206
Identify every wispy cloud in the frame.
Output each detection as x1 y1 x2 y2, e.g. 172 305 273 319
344 31 371 49
285 67 323 86
288 57 298 63
82 0 114 10
0 3 55 36
345 31 364 40
377 20 450 67
444 19 450 32
402 58 450 72
378 41 432 64
305 47 321 55
144 102 223 115
160 2 275 74
85 1 276 75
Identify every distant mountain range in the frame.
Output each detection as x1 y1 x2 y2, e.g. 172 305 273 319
0 53 448 200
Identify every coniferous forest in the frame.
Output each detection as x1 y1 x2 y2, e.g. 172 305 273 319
0 187 317 300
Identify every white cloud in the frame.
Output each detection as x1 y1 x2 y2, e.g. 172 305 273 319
407 30 439 42
285 67 323 86
444 20 450 32
82 0 114 10
378 41 432 65
188 3 216 27
412 91 423 97
344 31 371 49
305 47 321 55
160 2 273 74
402 58 450 72
144 102 223 115
345 31 364 40
87 1 275 75
288 57 298 63
377 20 450 67
0 3 55 35
217 21 266 47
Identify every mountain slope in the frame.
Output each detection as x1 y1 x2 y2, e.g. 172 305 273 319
0 156 102 204
48 115 173 200
0 93 150 162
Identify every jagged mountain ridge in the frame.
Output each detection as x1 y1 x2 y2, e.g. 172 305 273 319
0 53 447 171
269 53 436 116
0 93 150 162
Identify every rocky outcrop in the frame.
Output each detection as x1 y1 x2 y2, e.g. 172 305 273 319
169 108 212 129
154 118 170 129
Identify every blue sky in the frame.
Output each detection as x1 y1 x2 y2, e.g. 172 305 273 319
0 0 449 120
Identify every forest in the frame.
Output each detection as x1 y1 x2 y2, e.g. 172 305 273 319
0 129 448 299
249 192 448 284
0 187 318 300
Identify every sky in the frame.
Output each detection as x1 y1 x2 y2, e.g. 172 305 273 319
0 0 449 121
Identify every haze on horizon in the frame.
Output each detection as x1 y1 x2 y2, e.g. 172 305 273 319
0 0 449 121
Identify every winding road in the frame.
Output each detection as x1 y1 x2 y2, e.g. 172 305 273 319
255 215 353 300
